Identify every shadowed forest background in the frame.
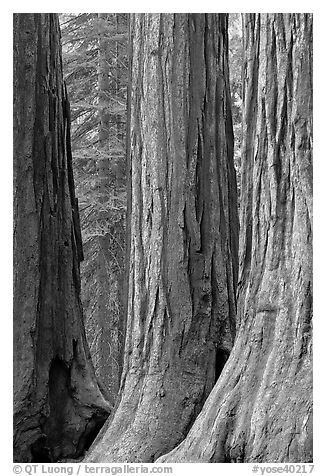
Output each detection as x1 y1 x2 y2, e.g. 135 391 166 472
13 13 312 464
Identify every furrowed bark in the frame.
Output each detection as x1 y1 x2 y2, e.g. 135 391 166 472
158 13 313 463
13 13 110 462
86 13 238 463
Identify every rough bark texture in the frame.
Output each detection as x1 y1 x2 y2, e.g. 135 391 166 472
13 13 111 463
158 13 313 463
85 13 238 463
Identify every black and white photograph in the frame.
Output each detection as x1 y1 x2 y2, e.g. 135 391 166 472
12 5 314 472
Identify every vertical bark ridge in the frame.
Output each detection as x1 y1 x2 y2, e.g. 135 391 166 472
158 13 312 463
86 13 238 463
14 14 110 462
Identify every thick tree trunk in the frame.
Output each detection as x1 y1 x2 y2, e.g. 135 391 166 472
158 13 313 463
13 14 110 463
86 13 238 463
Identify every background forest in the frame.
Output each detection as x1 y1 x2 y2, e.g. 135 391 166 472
60 12 129 403
13 13 312 465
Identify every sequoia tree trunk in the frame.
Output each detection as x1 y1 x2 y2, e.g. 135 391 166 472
158 13 313 463
85 13 239 463
13 14 110 463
